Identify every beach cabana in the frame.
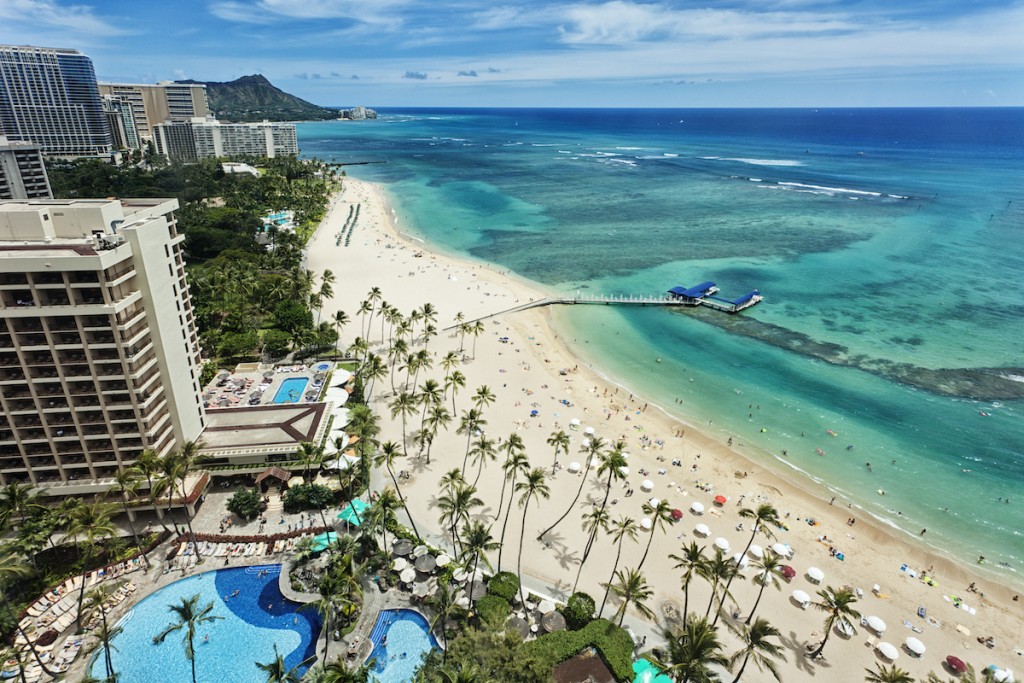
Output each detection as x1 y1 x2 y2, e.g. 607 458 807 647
569 418 581 429
772 543 792 558
310 531 337 553
733 553 749 569
747 544 764 559
714 537 730 552
337 499 369 526
583 426 596 436
792 590 811 608
254 466 290 492
866 615 887 635
806 566 825 583
690 501 704 514
876 642 899 661
694 523 711 537
641 479 655 492
905 637 926 657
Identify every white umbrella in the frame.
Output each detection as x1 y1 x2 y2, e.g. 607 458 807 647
568 461 581 473
748 544 764 559
836 620 856 636
694 523 711 537
452 568 469 582
792 589 810 607
619 466 629 476
876 642 899 661
641 480 654 492
993 669 1014 683
733 553 749 569
569 418 581 427
772 543 791 558
714 537 731 552
413 545 429 557
905 637 926 657
584 426 596 435
806 566 825 583
640 517 653 530
538 600 556 614
400 567 416 583
581 438 591 448
392 557 408 571
436 554 451 567
866 616 887 634
690 501 704 514
648 498 661 507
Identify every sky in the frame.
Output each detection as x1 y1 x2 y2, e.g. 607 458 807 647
1 0 1023 107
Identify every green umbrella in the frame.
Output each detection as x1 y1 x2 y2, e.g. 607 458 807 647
337 499 369 526
311 531 337 552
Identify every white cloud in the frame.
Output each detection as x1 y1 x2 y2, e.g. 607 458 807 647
0 0 126 40
209 0 409 26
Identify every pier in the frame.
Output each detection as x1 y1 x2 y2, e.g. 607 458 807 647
445 282 762 330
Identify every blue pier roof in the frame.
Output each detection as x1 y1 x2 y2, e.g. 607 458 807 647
669 281 717 298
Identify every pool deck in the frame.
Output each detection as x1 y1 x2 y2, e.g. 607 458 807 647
201 362 336 410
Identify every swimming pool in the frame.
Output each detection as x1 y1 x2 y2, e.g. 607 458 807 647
366 609 439 683
315 362 332 372
273 377 309 404
88 565 320 683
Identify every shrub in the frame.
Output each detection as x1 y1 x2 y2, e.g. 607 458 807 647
226 488 265 520
474 595 510 628
282 483 335 513
486 572 520 601
563 592 595 630
519 618 634 682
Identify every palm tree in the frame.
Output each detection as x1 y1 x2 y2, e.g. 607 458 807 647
167 440 206 562
514 468 549 606
538 436 605 541
468 435 498 489
727 617 785 682
460 521 499 610
656 616 728 683
546 430 570 475
388 391 418 448
63 500 118 629
809 586 861 659
111 470 151 567
440 350 460 381
153 594 223 683
638 498 674 571
573 506 609 594
417 379 443 432
596 442 628 511
472 385 496 413
603 567 655 627
438 481 483 555
865 663 916 683
425 580 463 661
496 451 530 572
132 448 170 532
445 369 466 414
494 433 526 521
669 542 708 619
924 665 988 683
699 550 734 621
469 320 485 359
367 489 401 561
302 593 338 662
456 408 486 477
0 547 60 678
422 404 452 464
0 482 43 524
361 353 387 402
257 643 316 682
744 551 785 624
720 504 779 619
409 349 433 391
366 287 383 340
332 309 349 358
312 660 374 683
373 441 421 541
599 516 638 618
84 582 125 681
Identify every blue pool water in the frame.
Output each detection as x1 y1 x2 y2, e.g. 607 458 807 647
366 609 439 683
273 377 309 404
88 565 320 683
315 362 332 372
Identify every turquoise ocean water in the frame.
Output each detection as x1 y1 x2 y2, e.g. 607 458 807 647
299 108 1024 583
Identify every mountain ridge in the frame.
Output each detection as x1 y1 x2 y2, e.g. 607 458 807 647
176 74 336 123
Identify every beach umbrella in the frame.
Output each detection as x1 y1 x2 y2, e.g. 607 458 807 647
400 567 417 584
568 461 581 473
690 501 704 514
413 582 432 598
287 476 305 488
392 557 408 571
836 620 856 637
436 554 452 567
714 495 727 505
338 499 370 526
792 589 811 607
806 566 825 583
866 616 887 634
771 543 791 558
455 595 470 609
469 580 487 600
392 539 413 556
415 554 437 573
876 642 899 661
582 439 591 448
541 611 567 632
733 553 749 569
714 537 730 552
619 466 630 476
648 498 661 507
641 479 655 492
748 544 764 559
945 656 968 674
530 410 539 417
584 426 596 435
508 616 530 638
452 568 469 583
694 523 711 537
413 544 429 558
310 531 337 553
671 508 683 521
640 517 653 531
905 637 926 657
569 418 581 427
538 599 557 614
993 670 1014 683
781 565 797 580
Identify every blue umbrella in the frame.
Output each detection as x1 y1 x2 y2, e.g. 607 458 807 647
337 499 369 526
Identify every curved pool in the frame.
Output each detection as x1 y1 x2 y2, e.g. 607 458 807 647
88 565 320 683
366 609 440 683
273 377 309 404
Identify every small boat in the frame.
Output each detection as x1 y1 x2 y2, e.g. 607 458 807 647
979 411 990 417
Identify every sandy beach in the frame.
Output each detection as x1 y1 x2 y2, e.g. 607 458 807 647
308 177 1024 680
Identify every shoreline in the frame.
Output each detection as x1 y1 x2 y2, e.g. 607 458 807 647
310 175 1024 680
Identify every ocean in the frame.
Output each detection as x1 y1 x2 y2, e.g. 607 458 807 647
298 108 1024 584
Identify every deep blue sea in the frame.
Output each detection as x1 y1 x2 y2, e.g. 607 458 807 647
298 108 1024 584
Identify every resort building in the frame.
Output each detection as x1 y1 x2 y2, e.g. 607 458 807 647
97 81 209 145
102 95 140 151
0 45 112 158
0 135 52 200
153 117 298 161
0 198 206 498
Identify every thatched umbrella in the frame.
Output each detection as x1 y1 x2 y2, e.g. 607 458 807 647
541 611 567 632
507 616 530 638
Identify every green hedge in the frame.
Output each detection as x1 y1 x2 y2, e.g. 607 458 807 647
563 592 595 630
519 618 634 682
474 595 510 628
486 572 520 601
282 483 335 512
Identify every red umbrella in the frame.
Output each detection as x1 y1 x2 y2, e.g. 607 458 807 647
671 508 683 521
714 495 727 505
781 565 797 580
945 656 968 674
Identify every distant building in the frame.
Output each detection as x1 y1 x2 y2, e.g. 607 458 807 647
0 198 206 497
221 162 259 176
0 136 52 200
153 117 298 161
102 95 140 151
340 106 377 120
0 45 112 158
97 81 209 145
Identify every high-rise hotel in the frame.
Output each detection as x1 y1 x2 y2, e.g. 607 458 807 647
0 45 112 158
0 198 205 497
